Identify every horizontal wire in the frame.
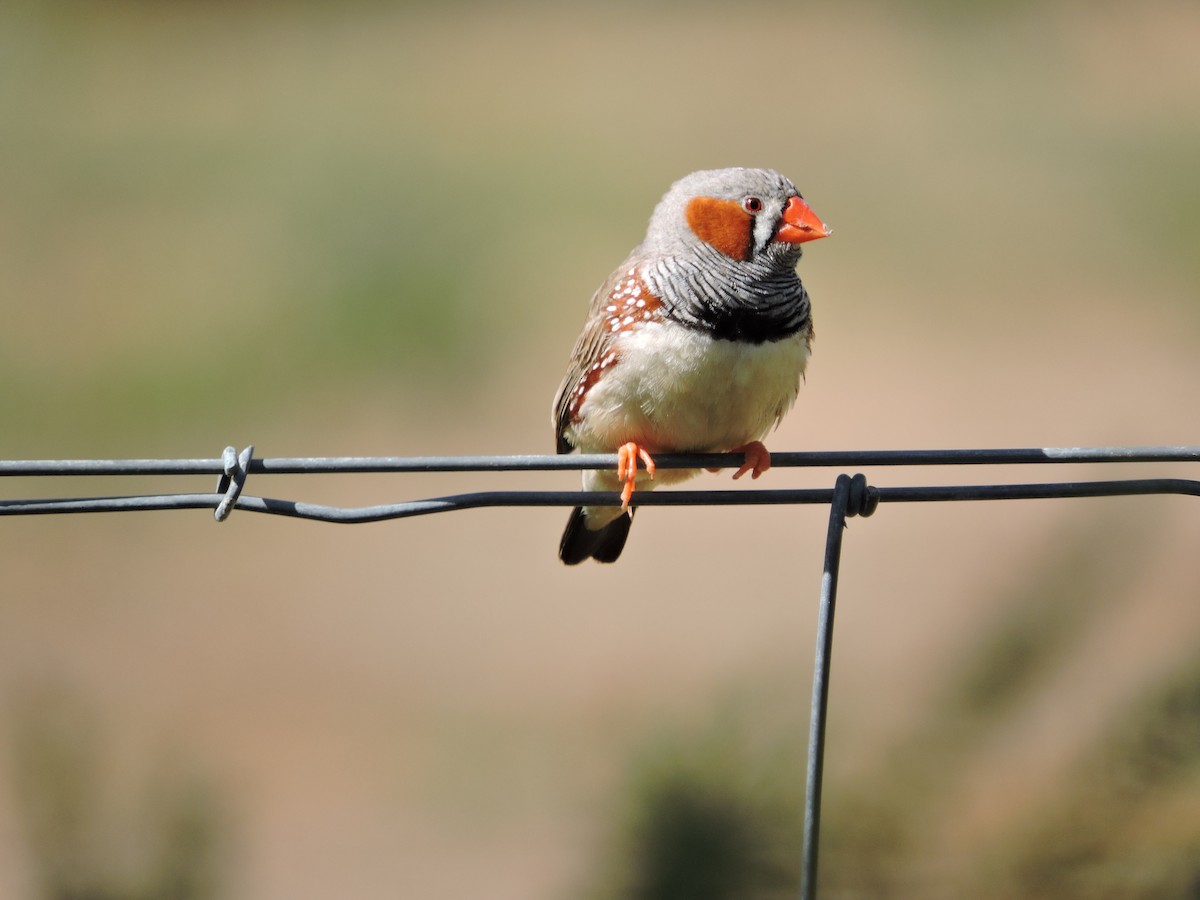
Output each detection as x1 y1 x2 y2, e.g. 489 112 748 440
2 479 1196 523
1 445 1199 477
1 447 1195 522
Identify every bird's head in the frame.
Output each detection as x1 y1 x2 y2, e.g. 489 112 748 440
642 167 830 266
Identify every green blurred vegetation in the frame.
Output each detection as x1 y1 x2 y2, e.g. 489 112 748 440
587 507 1200 898
10 686 228 900
993 657 1200 900
815 506 1185 896
2 0 1198 452
585 707 804 900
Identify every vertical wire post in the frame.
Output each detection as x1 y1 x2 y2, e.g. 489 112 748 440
801 473 876 900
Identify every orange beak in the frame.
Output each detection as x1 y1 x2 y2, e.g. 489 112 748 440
774 195 831 244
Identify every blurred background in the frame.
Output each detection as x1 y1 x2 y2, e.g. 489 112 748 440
1 1 1198 897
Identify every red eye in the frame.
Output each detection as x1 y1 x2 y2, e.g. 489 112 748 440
743 196 763 213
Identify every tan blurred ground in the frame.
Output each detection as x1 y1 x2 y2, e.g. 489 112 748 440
1 3 1198 898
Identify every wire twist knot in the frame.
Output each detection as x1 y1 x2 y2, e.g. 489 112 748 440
845 472 879 518
214 445 254 522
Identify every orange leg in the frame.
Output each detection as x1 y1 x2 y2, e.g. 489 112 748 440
730 441 771 480
616 441 656 509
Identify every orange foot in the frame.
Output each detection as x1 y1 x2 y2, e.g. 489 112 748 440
731 441 771 480
616 441 656 509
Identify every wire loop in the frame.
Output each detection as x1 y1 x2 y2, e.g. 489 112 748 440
845 473 879 518
214 444 254 522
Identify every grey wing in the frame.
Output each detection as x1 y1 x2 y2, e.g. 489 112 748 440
552 271 624 454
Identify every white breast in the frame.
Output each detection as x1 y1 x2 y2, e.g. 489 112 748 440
572 321 809 455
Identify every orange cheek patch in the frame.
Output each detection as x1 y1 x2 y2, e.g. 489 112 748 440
685 197 753 261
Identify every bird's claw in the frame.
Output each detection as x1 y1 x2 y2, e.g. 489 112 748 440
617 442 655 509
731 441 772 480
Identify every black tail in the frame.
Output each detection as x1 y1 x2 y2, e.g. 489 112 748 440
559 507 634 565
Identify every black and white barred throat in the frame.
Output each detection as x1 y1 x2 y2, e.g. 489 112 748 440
640 245 812 344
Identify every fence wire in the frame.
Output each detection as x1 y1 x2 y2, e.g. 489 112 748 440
2 445 1198 522
2 444 1197 899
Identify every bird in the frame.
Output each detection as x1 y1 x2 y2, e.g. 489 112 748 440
552 167 829 564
